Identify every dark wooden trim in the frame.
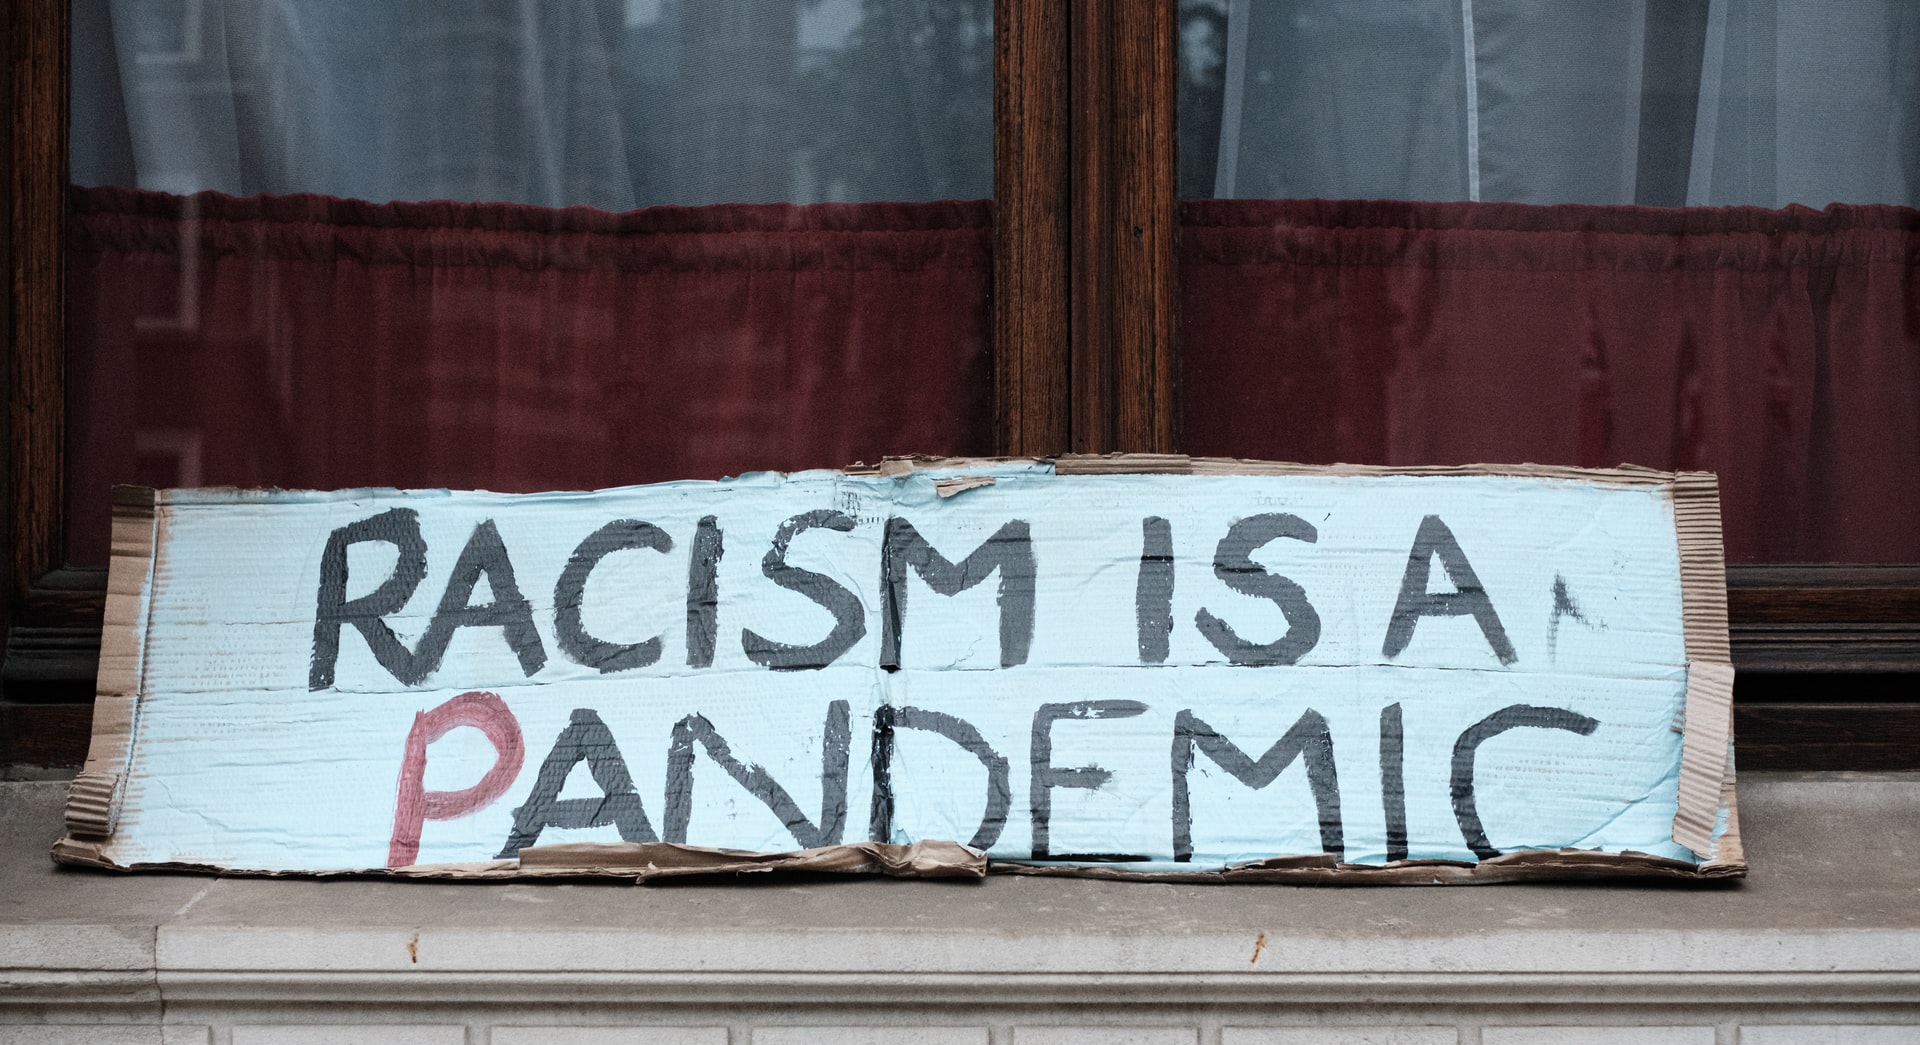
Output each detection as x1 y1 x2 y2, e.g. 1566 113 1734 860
993 0 1072 457
2 0 91 753
1727 564 1920 672
3 0 81 707
0 697 90 767
1067 0 1110 452
1726 564 1920 620
997 0 1176 456
1 626 99 682
1 0 14 651
1109 0 1178 454
7 0 66 604
1730 624 1920 674
2 566 103 683
1068 0 1177 454
1735 702 1920 771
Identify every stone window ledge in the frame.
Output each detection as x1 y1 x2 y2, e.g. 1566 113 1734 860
3 773 1918 1043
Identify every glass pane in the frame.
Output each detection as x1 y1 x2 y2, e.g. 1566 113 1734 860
1175 0 1920 563
73 0 992 206
1178 0 1920 207
64 0 995 567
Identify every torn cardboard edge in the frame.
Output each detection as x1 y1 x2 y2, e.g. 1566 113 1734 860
51 838 990 883
1668 473 1740 866
57 456 1744 884
48 839 1738 886
62 485 160 848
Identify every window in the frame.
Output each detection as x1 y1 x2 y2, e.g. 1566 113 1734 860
6 0 1916 770
63 0 999 564
1167 0 1920 768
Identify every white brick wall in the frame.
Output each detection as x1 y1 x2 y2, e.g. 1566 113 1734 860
231 1029 467 1045
1739 1029 1920 1045
1014 1031 1199 1045
1224 1030 1457 1045
754 1030 987 1045
494 1029 729 1045
1482 1030 1714 1045
0 1030 207 1045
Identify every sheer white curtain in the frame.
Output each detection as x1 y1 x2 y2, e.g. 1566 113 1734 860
70 0 993 209
1199 0 1920 207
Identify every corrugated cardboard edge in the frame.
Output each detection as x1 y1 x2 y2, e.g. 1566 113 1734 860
518 839 987 881
998 847 1745 885
53 459 1743 884
1667 472 1743 873
1056 453 1679 484
52 486 161 869
45 842 986 883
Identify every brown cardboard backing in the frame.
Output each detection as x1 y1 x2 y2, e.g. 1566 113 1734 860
1668 473 1741 868
56 458 1743 883
57 486 159 861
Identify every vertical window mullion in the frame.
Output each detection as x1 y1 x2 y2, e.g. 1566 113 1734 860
8 0 72 602
1070 0 1176 454
992 0 1177 456
1107 0 1178 454
993 0 1072 456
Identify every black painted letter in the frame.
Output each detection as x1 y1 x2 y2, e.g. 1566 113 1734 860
869 705 1010 850
881 517 1036 669
311 508 428 690
1136 516 1174 664
742 510 866 671
497 708 657 857
1170 708 1343 861
408 520 548 684
1029 700 1148 861
1450 704 1598 860
1382 515 1517 665
685 516 723 668
553 519 672 673
663 699 852 848
1194 513 1321 665
1380 702 1407 862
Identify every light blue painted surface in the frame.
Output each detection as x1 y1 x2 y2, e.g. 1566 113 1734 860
105 467 1699 872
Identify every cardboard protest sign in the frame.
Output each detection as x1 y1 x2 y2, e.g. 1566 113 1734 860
55 456 1743 882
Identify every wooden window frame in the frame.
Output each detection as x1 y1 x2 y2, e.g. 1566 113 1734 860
6 0 1917 769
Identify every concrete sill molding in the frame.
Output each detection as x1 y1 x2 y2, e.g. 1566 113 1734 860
4 773 1919 1036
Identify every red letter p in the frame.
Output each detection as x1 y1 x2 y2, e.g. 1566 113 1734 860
388 691 524 867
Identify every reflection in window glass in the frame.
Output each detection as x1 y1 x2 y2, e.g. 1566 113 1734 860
62 0 997 566
1177 0 1920 207
1174 2 1920 563
72 0 992 207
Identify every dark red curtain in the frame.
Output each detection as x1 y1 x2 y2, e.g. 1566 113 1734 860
67 187 993 566
1182 199 1920 563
